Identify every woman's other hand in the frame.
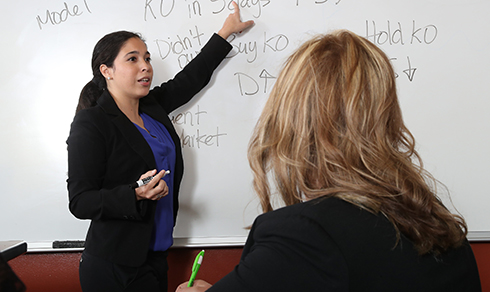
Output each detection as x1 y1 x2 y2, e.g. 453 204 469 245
175 280 212 292
135 169 169 201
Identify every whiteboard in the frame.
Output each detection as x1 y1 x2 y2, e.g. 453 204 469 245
1 0 489 250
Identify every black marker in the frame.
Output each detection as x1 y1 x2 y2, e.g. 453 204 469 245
131 170 170 189
52 240 85 249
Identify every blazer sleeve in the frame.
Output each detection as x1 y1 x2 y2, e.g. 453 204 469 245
147 33 232 113
66 109 145 221
208 213 350 292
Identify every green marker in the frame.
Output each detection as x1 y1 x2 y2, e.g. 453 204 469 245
188 250 205 287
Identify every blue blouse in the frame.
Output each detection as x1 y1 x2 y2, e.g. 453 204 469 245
134 112 176 251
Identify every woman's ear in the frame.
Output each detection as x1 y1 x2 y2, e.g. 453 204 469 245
100 64 113 80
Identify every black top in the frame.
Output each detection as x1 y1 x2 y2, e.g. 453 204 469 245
210 197 481 292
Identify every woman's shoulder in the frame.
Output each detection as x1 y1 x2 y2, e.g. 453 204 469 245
254 197 358 234
267 196 361 219
71 105 109 126
69 104 119 141
258 196 391 242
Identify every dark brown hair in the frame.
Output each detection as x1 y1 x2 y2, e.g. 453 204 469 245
76 31 144 113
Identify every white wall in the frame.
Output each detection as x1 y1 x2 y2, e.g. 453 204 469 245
1 0 489 249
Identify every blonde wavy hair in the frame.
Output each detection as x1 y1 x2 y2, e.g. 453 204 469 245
247 30 466 255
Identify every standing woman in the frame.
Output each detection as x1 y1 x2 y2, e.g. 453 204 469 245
66 3 253 292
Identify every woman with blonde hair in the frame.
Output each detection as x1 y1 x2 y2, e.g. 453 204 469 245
177 30 481 291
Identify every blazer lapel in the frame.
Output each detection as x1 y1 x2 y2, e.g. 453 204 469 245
97 91 156 169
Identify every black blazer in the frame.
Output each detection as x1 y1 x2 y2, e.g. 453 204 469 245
67 34 232 267
210 197 481 292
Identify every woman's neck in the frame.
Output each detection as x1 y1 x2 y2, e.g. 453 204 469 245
112 94 143 127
